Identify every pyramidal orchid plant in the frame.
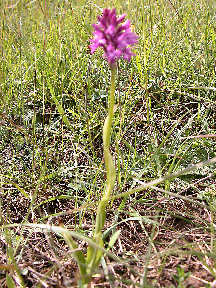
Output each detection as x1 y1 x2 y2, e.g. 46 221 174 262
60 9 138 287
86 7 138 278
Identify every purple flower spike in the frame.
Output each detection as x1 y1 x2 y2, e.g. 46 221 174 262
89 8 138 66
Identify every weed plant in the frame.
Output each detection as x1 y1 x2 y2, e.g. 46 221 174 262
0 0 216 287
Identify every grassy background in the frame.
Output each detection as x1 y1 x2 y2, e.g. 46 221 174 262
0 0 216 287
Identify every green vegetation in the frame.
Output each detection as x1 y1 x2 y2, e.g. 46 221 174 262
0 0 216 287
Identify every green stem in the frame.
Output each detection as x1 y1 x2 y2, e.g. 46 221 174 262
95 66 117 236
102 66 117 199
103 66 116 150
87 66 117 278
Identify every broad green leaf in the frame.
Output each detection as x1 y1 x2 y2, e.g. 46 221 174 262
6 274 16 288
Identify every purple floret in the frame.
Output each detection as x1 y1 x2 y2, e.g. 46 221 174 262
89 8 138 66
